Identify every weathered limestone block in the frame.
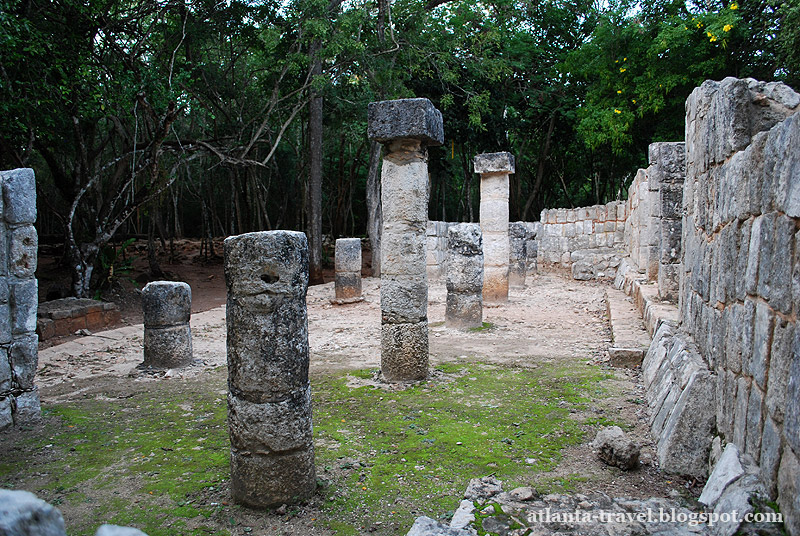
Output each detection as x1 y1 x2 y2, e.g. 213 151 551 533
477 152 513 303
141 281 193 368
446 223 483 329
591 426 640 470
370 99 442 382
224 230 315 507
0 488 67 536
333 238 363 303
1 169 37 224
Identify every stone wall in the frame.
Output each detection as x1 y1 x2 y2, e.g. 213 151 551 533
678 77 800 533
0 168 39 431
537 202 626 280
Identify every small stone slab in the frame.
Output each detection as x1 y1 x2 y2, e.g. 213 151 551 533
330 296 365 305
474 152 515 174
367 98 444 146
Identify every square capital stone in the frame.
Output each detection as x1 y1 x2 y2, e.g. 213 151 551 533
368 98 444 146
474 152 515 174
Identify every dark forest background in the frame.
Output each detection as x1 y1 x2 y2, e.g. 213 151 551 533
1 0 797 295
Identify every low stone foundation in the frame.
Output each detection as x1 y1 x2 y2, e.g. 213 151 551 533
37 298 121 341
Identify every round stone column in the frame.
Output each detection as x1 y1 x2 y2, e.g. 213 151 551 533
368 98 444 382
476 152 514 303
445 223 483 329
223 231 315 507
333 238 363 304
141 281 193 368
508 222 528 289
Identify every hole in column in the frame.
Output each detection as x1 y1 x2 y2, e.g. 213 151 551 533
261 272 279 284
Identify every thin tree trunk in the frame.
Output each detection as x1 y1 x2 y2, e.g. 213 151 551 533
522 112 556 220
307 46 324 284
366 140 382 277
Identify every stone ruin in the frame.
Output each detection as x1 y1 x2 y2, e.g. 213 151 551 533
368 98 443 382
224 230 316 507
0 168 39 431
445 223 483 329
476 151 514 302
332 237 363 304
141 281 193 369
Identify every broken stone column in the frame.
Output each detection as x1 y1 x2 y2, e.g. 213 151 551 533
224 231 315 507
368 98 444 382
476 152 514 302
508 222 527 288
332 238 363 304
141 281 193 368
0 168 40 431
445 223 483 329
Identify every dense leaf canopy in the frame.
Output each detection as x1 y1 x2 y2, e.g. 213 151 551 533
0 0 795 294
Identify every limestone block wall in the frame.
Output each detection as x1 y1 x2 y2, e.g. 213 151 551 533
624 167 660 280
678 77 800 533
0 168 39 431
538 202 626 279
426 221 452 279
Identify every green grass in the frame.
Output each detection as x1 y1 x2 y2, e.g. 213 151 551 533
0 360 617 535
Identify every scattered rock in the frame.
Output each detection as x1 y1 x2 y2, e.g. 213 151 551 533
405 516 474 536
508 487 536 502
591 426 640 470
464 476 502 501
0 489 67 536
94 525 149 536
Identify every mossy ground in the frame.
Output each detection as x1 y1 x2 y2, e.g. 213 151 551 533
0 359 620 536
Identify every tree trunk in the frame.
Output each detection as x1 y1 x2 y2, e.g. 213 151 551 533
307 48 324 284
366 140 382 277
522 112 556 221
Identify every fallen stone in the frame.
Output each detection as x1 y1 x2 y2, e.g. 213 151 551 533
698 443 745 508
464 476 502 501
406 516 474 536
508 486 536 502
94 525 149 536
572 260 595 280
0 488 67 536
449 500 475 531
591 426 640 470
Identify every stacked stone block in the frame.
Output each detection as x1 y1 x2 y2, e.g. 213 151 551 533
333 238 363 303
508 222 527 288
141 281 193 368
538 201 626 280
224 231 316 507
677 77 800 534
624 165 661 280
523 222 540 276
647 142 686 302
445 223 483 329
425 221 452 280
0 168 39 431
476 152 514 302
368 98 443 382
37 298 121 341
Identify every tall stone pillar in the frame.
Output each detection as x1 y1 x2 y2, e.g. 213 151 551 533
332 238 363 304
224 231 315 507
367 98 444 382
476 152 514 303
445 223 483 329
0 168 39 431
142 281 193 368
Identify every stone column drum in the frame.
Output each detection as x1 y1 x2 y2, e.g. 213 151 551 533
445 223 483 329
141 281 193 368
333 238 363 303
476 152 514 302
224 231 315 507
367 98 444 382
508 222 527 288
0 168 40 431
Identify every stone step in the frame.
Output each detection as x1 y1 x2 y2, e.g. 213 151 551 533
605 287 651 368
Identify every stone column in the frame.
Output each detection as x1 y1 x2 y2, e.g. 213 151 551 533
445 223 483 329
332 238 363 304
224 231 315 507
0 168 39 431
508 222 527 288
367 98 444 382
649 142 686 303
476 152 514 303
141 281 193 368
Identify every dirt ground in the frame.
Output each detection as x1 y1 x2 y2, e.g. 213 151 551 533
24 242 696 534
